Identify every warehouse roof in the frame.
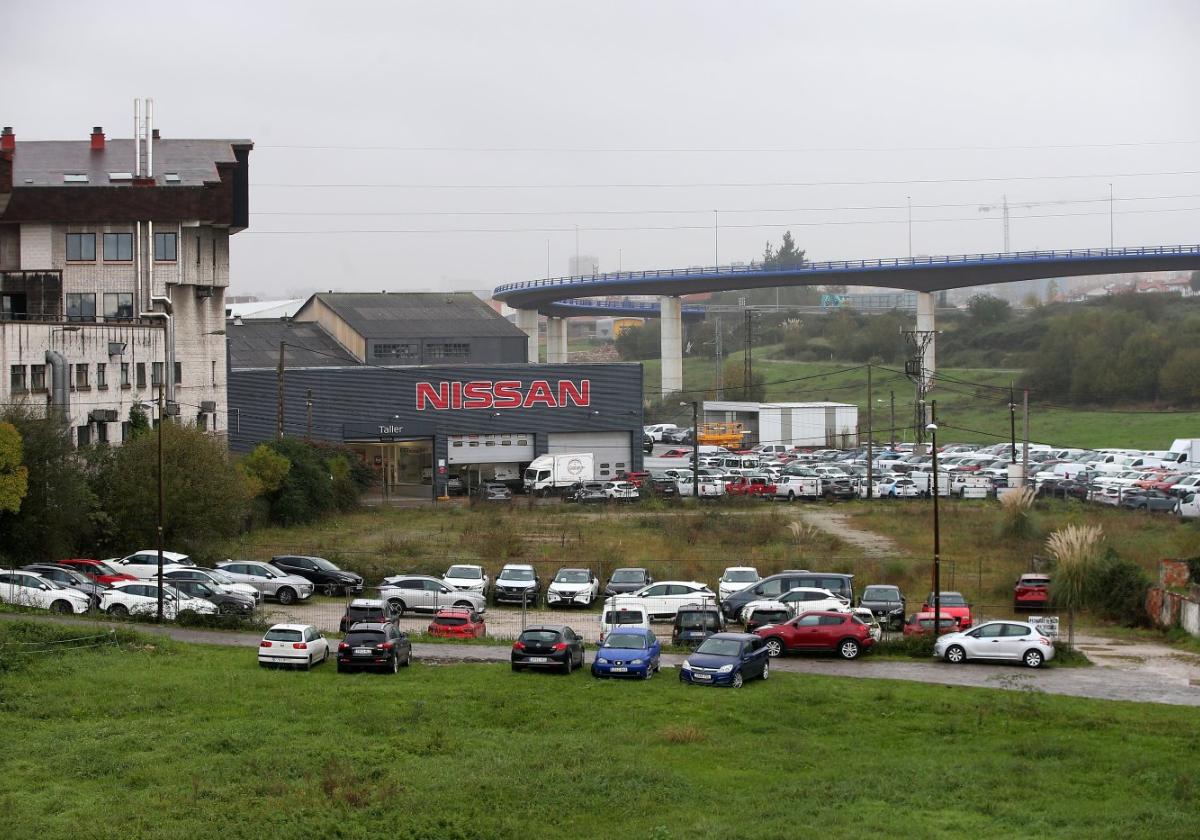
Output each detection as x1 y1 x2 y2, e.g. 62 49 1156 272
297 292 527 340
227 320 359 370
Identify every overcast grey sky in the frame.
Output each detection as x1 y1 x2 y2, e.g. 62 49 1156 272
5 1 1199 298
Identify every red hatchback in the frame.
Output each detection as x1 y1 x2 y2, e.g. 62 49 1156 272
56 558 137 586
753 610 875 660
920 591 973 629
427 609 487 639
1013 574 1051 610
903 612 961 636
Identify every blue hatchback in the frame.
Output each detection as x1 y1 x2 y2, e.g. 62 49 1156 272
591 627 661 679
679 632 770 688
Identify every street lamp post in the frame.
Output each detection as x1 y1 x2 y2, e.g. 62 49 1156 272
680 400 699 500
926 419 940 638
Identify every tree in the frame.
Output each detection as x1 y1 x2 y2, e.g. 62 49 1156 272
613 321 660 361
0 422 29 514
127 402 151 440
1190 270 1200 293
762 231 806 269
721 360 766 402
1046 524 1104 648
1158 348 1200 405
1045 279 1060 302
240 444 292 498
966 294 1012 327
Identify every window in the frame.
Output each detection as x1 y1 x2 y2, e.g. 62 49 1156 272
96 363 107 389
66 293 97 322
373 343 419 360
174 361 182 385
10 365 26 391
154 232 177 261
197 412 208 431
66 233 95 261
30 364 45 390
136 362 146 389
120 363 130 387
152 362 163 386
63 174 89 184
103 233 133 261
427 342 470 360
74 363 88 389
77 425 90 447
103 292 134 321
211 360 217 386
121 421 131 442
96 422 108 445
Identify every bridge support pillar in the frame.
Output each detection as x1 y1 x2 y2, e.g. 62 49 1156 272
546 317 568 363
660 295 683 396
916 291 936 390
515 308 540 363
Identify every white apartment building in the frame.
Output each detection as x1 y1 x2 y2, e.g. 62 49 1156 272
0 116 252 444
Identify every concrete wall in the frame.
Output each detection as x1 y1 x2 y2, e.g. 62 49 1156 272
294 297 367 361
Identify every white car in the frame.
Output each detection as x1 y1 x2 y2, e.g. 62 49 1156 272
257 623 330 670
603 481 640 501
615 581 716 620
1178 492 1200 519
216 561 315 605
443 564 490 596
718 567 760 601
697 476 725 498
599 602 651 644
0 570 91 614
933 619 1056 668
777 587 851 615
643 423 679 442
739 599 791 624
108 549 193 579
162 567 262 603
775 475 822 500
546 568 600 608
100 581 218 620
851 607 883 642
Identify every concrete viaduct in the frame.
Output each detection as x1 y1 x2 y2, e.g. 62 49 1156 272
493 245 1200 396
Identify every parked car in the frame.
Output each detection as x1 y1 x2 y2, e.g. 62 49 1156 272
55 558 137 586
753 610 875 660
604 567 653 597
858 584 906 631
216 560 315 605
725 475 777 498
270 555 364 596
475 482 512 501
599 603 651 644
643 434 654 455
672 603 725 647
162 567 261 604
100 581 218 620
427 608 487 639
378 574 487 616
1119 488 1178 512
258 624 330 670
721 571 855 621
442 564 490 596
679 633 770 688
21 564 106 609
777 587 851 615
851 607 883 642
546 568 600 608
903 612 961 636
337 622 411 673
718 566 761 601
617 581 716 620
1013 573 1051 610
109 550 193 579
602 480 640 501
933 620 1055 668
1178 492 1200 520
511 625 585 674
167 578 256 615
743 604 793 632
563 481 607 504
493 564 541 606
591 627 661 679
920 591 973 629
338 598 395 632
0 570 91 614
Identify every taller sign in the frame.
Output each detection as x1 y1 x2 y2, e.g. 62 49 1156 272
415 379 591 411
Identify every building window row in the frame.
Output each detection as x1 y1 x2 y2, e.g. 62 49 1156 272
9 364 49 392
65 232 177 263
373 343 419 360
426 342 470 359
65 292 135 323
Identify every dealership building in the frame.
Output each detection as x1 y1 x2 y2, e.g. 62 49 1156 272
228 292 644 500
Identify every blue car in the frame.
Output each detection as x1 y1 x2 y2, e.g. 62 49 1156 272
679 632 770 688
591 627 661 679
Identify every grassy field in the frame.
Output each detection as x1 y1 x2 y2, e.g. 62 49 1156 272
1 621 1197 839
640 349 1200 449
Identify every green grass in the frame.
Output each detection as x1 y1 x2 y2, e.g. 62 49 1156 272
1 623 1198 839
642 349 1200 449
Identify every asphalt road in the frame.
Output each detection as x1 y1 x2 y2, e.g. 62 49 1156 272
5 612 1198 707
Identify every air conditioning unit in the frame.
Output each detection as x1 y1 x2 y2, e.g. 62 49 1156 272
89 409 118 423
195 286 214 299
200 400 216 413
108 341 127 356
164 402 181 417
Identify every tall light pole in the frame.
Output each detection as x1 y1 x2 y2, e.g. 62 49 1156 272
1109 182 1114 249
156 382 165 623
926 416 941 637
681 399 699 500
906 195 912 258
713 210 719 268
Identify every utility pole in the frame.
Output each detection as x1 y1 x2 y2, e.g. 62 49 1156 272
1009 383 1017 462
714 210 719 267
276 341 285 439
688 400 699 500
156 383 165 623
1022 389 1030 482
714 315 723 396
889 390 896 449
305 388 313 442
929 401 940 638
866 365 874 499
743 308 753 399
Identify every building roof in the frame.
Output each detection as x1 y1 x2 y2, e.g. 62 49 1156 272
227 321 359 370
301 292 528 340
9 139 251 187
226 299 305 320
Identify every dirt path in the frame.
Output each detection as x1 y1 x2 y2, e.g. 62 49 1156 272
794 508 899 554
1074 632 1200 687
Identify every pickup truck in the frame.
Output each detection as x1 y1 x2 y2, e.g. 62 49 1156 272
724 475 777 498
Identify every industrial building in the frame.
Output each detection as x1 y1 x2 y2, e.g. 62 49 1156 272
701 401 859 449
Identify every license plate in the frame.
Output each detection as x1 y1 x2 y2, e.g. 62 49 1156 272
611 667 628 673
694 674 711 681
528 656 548 664
354 648 373 656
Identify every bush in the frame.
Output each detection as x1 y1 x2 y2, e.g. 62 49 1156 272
1089 555 1152 627
876 634 935 659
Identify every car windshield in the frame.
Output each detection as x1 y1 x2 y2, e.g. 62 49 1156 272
610 570 645 583
755 610 790 623
519 630 561 644
604 611 645 625
694 638 741 657
187 582 215 597
677 611 720 630
934 593 967 606
863 587 898 601
311 558 339 571
346 631 385 645
604 632 649 649
723 570 757 582
500 569 534 582
90 561 118 575
348 606 384 619
555 570 589 583
919 618 958 629
207 570 235 585
447 566 482 579
434 616 468 626
264 628 303 642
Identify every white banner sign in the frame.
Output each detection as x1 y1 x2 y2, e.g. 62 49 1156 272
1028 615 1059 639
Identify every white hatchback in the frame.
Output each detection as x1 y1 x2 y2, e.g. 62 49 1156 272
0 570 91 614
599 602 651 644
933 620 1056 668
718 567 760 601
258 624 330 670
617 581 716 621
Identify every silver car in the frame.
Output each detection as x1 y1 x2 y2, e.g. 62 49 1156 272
215 560 314 605
378 574 487 616
933 620 1056 668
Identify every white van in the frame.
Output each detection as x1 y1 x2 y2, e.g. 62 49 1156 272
1178 493 1199 520
599 601 651 643
643 424 679 442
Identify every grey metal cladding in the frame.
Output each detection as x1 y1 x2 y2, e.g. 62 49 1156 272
228 321 359 369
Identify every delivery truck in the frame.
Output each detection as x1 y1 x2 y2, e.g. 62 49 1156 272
523 453 596 495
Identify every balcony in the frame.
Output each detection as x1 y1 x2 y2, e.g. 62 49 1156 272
1 270 64 321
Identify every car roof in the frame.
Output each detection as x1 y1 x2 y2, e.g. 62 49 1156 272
265 623 314 632
611 567 647 572
500 563 535 571
794 610 849 617
522 624 571 633
555 567 591 573
723 566 759 572
129 549 189 561
348 598 385 608
347 621 394 631
707 632 758 642
1018 573 1051 582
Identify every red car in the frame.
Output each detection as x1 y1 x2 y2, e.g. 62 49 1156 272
660 449 691 458
903 612 961 636
725 476 777 498
56 558 137 586
427 609 487 639
753 610 876 660
920 591 972 629
1013 574 1051 610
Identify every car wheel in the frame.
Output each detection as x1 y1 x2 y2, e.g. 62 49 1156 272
1023 648 1044 668
390 654 399 674
218 602 237 615
564 656 573 675
50 600 72 614
304 655 312 671
838 639 861 660
787 491 796 501
403 650 412 667
321 583 338 597
107 604 129 617
761 660 770 680
276 587 297 606
764 638 784 658
945 644 966 664
731 670 744 689
387 598 407 617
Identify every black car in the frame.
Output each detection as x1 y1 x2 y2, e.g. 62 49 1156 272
25 564 106 609
511 624 585 674
744 606 791 633
644 477 679 499
271 555 364 596
337 621 412 674
672 603 725 647
1120 489 1178 512
168 578 256 615
721 570 855 621
1036 479 1089 501
338 598 397 632
604 567 653 597
858 584 906 631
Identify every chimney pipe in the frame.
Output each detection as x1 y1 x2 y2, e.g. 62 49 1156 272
1 126 13 152
152 128 160 140
90 126 105 151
